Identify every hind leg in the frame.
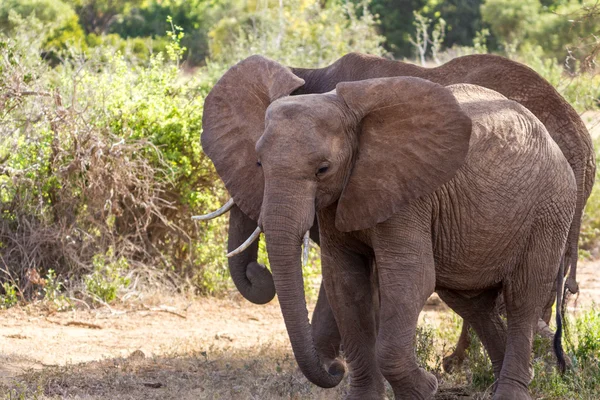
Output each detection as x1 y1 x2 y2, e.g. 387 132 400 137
438 288 507 380
493 229 567 400
442 320 471 373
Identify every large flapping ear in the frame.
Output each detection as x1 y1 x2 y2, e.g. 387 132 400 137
201 55 305 221
335 77 472 232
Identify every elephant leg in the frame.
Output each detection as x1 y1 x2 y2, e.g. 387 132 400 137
494 230 566 400
537 293 556 340
321 248 384 399
373 227 437 400
442 319 471 373
437 288 506 380
311 282 342 368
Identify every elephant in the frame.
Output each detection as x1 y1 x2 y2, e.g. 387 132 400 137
196 52 595 373
201 55 577 399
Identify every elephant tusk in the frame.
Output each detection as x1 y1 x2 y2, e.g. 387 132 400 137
227 226 262 258
192 198 235 220
302 230 310 267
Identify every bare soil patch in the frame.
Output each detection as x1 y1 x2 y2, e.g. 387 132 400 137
0 260 597 399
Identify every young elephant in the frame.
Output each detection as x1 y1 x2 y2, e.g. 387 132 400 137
197 52 594 373
201 56 576 399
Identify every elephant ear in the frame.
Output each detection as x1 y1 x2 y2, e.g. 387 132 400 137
335 77 472 232
201 55 305 221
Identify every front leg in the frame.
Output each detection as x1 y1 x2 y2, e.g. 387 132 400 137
321 242 384 399
372 214 438 400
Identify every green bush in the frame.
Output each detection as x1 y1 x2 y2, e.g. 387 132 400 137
43 269 72 310
207 0 387 68
0 0 76 31
0 282 18 309
85 249 131 303
0 21 222 295
481 0 540 47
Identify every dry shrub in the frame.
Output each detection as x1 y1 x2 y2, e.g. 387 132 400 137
0 28 223 299
0 90 182 296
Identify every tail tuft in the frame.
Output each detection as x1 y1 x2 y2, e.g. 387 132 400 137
554 310 567 374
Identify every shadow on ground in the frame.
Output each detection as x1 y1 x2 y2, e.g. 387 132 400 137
0 346 484 400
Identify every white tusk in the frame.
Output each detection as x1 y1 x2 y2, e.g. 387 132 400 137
192 198 235 220
227 226 261 258
303 230 310 267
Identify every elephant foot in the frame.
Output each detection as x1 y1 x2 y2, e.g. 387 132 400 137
344 373 385 400
389 367 438 400
493 382 532 400
442 351 466 374
344 392 385 400
344 378 385 400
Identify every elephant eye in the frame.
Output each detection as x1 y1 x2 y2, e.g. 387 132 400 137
316 164 329 176
256 161 262 167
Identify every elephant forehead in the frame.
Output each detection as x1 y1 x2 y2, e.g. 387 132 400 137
266 94 346 130
258 96 347 153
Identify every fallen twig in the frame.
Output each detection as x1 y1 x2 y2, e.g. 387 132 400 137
64 321 102 329
44 318 102 329
142 304 187 319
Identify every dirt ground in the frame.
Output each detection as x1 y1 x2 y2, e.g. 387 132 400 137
0 260 597 399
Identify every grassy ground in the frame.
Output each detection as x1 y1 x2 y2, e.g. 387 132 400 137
0 260 598 399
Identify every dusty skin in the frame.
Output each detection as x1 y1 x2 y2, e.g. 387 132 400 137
0 260 597 400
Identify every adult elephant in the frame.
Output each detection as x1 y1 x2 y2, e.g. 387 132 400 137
196 52 595 370
201 57 577 399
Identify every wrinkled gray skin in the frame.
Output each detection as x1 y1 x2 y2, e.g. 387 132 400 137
222 52 595 372
202 56 577 399
226 205 341 362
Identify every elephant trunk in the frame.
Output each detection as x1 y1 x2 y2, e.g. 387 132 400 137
261 187 344 388
227 205 276 304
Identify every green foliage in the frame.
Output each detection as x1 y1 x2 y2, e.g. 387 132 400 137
43 269 72 311
42 14 88 55
432 309 600 398
208 0 387 68
571 308 600 365
0 0 76 31
580 137 600 253
529 309 600 398
302 244 323 301
415 323 440 370
369 0 427 57
481 0 540 47
463 328 496 390
66 0 145 34
194 217 229 296
0 18 219 295
0 282 18 309
85 249 131 303
107 0 221 65
481 0 600 66
431 0 485 49
165 16 187 66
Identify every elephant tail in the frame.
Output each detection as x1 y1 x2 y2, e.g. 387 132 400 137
553 255 567 374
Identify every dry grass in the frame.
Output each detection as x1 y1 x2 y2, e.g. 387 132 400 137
0 336 478 400
0 295 474 400
0 260 599 400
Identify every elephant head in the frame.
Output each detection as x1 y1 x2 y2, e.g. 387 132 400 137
201 55 471 387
